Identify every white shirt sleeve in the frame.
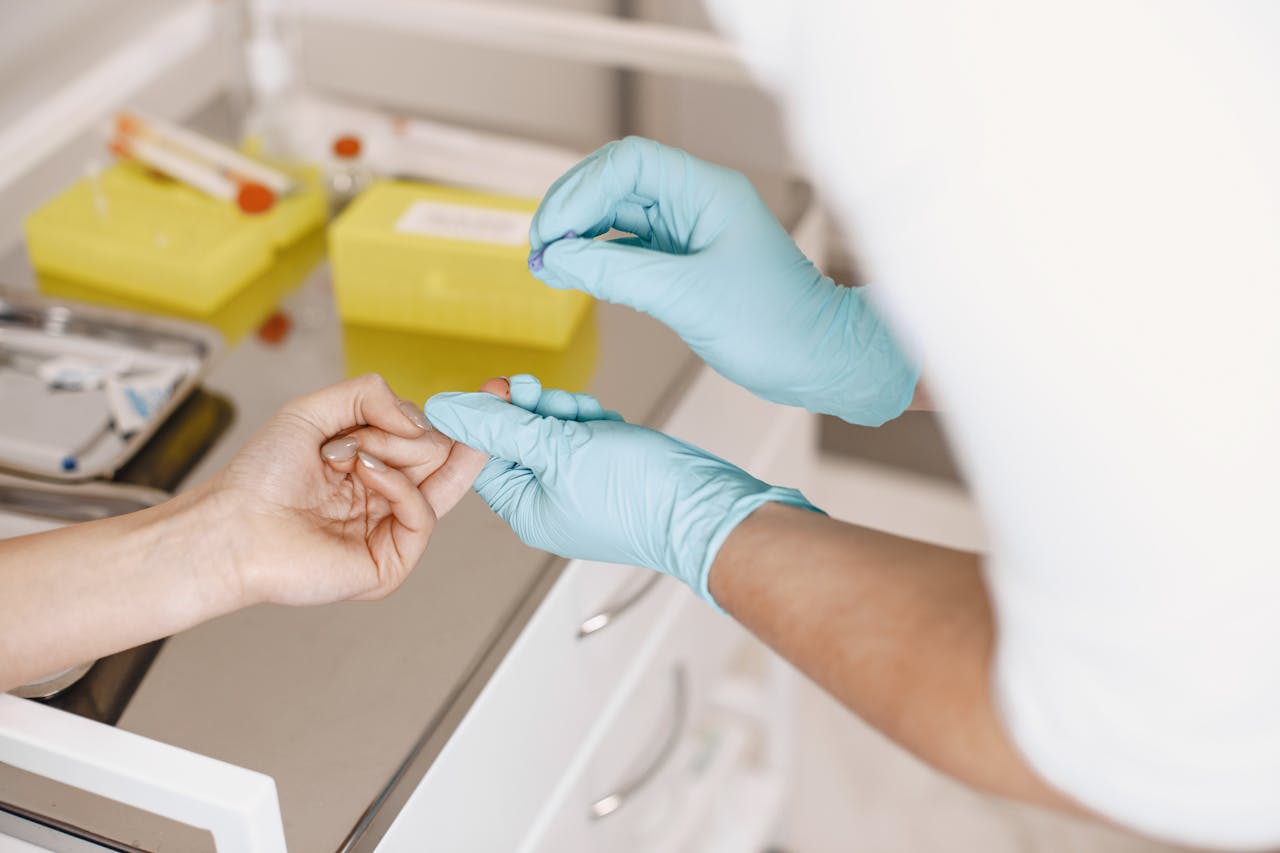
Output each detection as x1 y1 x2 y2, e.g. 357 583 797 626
710 1 1280 848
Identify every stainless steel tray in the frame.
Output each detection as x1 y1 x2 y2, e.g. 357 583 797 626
0 472 167 525
0 293 223 482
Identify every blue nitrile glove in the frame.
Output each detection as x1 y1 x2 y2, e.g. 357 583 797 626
424 375 820 605
528 137 919 427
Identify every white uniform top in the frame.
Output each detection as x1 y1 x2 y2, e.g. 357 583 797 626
707 2 1280 849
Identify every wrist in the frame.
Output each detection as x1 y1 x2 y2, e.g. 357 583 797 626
706 499 819 613
154 480 259 616
693 484 822 610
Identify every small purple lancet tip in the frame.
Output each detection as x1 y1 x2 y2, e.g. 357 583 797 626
528 230 579 272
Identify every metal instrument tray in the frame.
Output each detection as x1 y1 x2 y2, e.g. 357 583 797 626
0 293 223 482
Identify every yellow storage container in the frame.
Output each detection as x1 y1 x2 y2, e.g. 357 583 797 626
24 161 326 316
39 229 326 345
329 180 590 350
342 307 598 405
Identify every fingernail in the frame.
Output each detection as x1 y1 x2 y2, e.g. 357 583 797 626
398 400 432 432
321 435 358 461
357 450 387 471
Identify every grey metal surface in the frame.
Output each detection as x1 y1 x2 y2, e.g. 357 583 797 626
0 474 165 528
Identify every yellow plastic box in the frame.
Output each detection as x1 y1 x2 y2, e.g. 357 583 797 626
24 161 326 316
328 180 590 349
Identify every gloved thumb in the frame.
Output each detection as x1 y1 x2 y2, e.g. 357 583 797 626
534 237 687 320
423 392 559 475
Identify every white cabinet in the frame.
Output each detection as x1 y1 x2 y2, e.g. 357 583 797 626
519 590 739 853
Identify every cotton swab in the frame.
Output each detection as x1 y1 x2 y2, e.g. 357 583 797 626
116 111 294 194
109 133 275 214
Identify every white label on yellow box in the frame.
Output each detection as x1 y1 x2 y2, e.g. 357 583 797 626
394 200 533 246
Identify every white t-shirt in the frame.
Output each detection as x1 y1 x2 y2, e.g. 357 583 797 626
707 2 1280 849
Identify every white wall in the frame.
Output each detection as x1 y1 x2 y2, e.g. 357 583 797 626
0 0 237 253
295 0 624 151
0 0 186 129
626 0 791 182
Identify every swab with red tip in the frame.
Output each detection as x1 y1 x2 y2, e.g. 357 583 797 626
112 113 282 213
108 135 275 215
116 111 294 195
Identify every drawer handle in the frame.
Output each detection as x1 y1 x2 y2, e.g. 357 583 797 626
578 573 663 639
588 666 688 821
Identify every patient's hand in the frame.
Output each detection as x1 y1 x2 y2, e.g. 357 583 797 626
318 377 511 514
0 374 505 691
212 374 500 607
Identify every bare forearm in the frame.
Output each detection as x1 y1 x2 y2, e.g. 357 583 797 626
907 379 935 411
710 502 1069 810
0 484 246 691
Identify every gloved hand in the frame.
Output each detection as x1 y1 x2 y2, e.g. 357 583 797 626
528 137 919 427
424 375 820 605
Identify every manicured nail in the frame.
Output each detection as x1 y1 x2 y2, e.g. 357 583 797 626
357 450 387 471
320 435 358 461
398 400 431 432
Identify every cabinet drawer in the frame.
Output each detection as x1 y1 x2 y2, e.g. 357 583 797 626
521 593 740 853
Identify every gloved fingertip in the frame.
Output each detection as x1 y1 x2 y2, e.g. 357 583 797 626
528 261 565 290
536 238 581 278
532 230 582 273
422 393 462 435
529 229 580 273
573 393 605 422
508 374 543 411
536 388 578 419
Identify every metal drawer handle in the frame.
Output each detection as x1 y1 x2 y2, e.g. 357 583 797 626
577 573 663 639
588 666 688 821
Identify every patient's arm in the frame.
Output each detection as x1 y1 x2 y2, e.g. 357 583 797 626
0 374 488 692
